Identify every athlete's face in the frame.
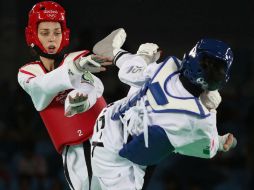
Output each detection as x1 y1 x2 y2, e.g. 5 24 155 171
37 22 62 54
200 55 226 90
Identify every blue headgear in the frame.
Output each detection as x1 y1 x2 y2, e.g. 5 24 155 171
181 39 233 90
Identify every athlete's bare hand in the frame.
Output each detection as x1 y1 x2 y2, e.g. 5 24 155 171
223 133 235 151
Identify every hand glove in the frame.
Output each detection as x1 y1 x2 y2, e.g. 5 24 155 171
68 54 112 74
218 133 237 152
65 91 90 117
136 43 161 64
93 28 127 58
200 90 222 110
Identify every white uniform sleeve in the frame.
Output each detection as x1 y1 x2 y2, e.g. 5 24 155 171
18 63 78 111
157 110 219 159
18 62 97 112
115 54 160 87
173 111 220 159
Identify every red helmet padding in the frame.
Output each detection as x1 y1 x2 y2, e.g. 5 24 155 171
25 1 70 53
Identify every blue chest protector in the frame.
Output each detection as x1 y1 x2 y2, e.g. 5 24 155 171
118 57 210 165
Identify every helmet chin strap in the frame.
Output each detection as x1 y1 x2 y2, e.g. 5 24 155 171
32 45 63 60
179 74 203 97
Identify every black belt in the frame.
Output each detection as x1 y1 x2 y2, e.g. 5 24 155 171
91 141 104 157
92 141 104 147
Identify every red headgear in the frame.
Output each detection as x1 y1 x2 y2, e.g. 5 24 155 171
25 1 70 54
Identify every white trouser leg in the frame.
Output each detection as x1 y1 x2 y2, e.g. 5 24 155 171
97 174 136 190
62 143 102 190
62 144 89 190
91 145 145 190
91 175 102 190
91 107 145 190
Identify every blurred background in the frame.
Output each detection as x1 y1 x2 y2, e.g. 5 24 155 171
0 0 253 189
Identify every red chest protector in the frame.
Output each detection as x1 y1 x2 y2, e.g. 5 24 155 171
39 90 106 153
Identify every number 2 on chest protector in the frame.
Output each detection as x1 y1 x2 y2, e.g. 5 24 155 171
77 130 83 136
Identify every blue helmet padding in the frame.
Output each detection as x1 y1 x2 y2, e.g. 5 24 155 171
119 126 174 166
181 39 233 90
